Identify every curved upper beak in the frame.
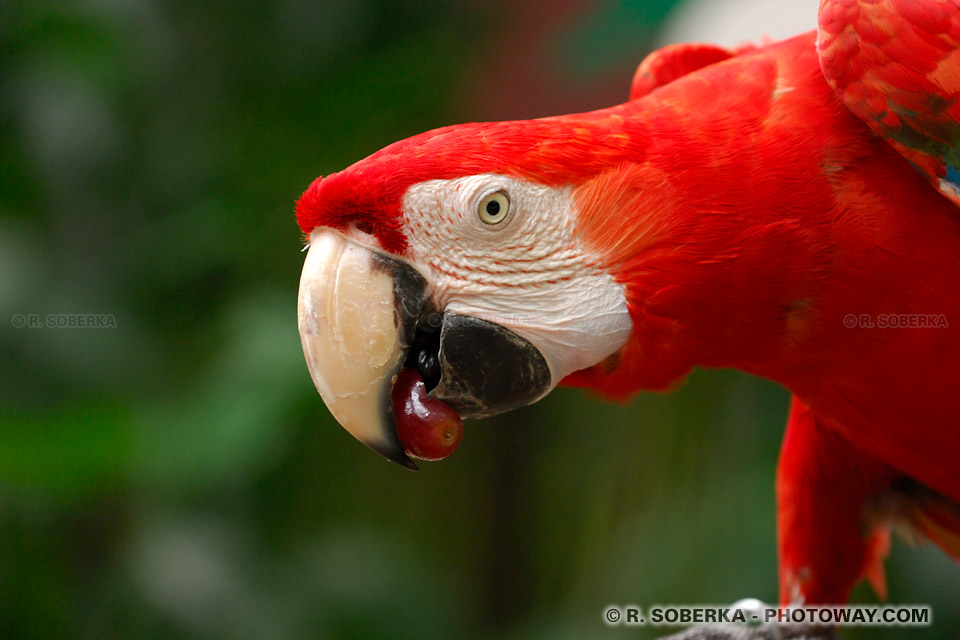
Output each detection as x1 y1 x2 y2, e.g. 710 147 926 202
297 229 426 469
298 228 554 468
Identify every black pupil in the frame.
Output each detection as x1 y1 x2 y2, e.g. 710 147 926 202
486 200 501 216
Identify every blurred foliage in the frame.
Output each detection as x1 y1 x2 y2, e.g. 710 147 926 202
0 1 957 639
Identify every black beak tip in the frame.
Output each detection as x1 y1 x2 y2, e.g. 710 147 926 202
397 457 420 472
368 438 419 471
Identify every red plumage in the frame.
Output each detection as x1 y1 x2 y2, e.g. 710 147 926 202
818 0 960 204
296 116 651 255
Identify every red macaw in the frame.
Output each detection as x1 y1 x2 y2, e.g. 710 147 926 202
295 0 960 605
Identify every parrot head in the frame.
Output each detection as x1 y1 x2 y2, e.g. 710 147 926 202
295 114 643 468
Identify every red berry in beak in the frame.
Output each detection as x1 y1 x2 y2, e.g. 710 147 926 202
392 369 463 461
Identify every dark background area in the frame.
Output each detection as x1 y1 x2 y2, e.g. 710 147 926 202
1 1 957 638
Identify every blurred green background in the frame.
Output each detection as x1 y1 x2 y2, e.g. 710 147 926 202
1 1 957 638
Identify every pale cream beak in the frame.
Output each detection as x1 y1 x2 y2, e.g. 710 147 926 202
297 229 427 468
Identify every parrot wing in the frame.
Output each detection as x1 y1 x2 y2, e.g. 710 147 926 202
629 42 739 100
817 0 960 207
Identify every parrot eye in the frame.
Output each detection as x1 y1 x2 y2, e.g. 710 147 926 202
478 191 510 225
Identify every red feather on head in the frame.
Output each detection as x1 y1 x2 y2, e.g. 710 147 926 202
294 113 650 255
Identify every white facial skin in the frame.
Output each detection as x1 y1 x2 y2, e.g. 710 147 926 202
400 173 633 386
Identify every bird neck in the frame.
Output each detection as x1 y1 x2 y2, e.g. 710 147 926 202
563 42 960 399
